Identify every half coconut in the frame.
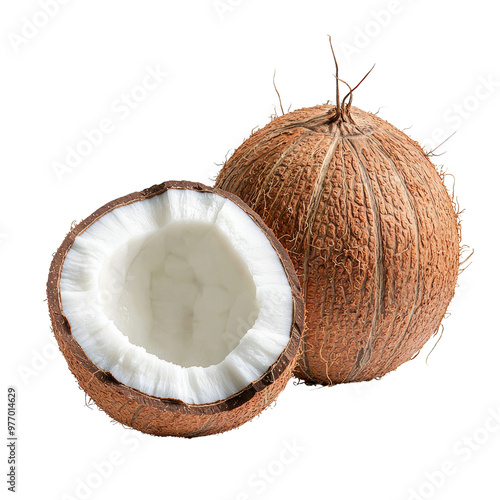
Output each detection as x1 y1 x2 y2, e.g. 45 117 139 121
47 181 303 437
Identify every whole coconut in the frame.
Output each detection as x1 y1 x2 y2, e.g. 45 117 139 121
216 87 460 385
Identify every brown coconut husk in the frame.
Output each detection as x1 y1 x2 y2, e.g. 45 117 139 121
215 57 460 385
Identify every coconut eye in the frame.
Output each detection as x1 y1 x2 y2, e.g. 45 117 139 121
48 181 303 437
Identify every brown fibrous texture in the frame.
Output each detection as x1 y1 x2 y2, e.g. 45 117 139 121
215 105 460 385
47 181 304 437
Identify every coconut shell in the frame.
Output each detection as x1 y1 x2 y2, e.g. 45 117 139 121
216 105 460 385
47 181 304 437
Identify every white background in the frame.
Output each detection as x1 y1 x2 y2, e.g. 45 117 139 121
1 1 499 499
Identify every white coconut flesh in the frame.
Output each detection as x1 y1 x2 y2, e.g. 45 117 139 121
60 189 293 404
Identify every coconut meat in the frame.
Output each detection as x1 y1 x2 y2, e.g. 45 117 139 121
60 189 293 404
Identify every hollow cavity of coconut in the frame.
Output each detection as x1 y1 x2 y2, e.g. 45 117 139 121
47 181 303 437
216 105 460 385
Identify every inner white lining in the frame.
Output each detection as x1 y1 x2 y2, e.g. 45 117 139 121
60 189 293 404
